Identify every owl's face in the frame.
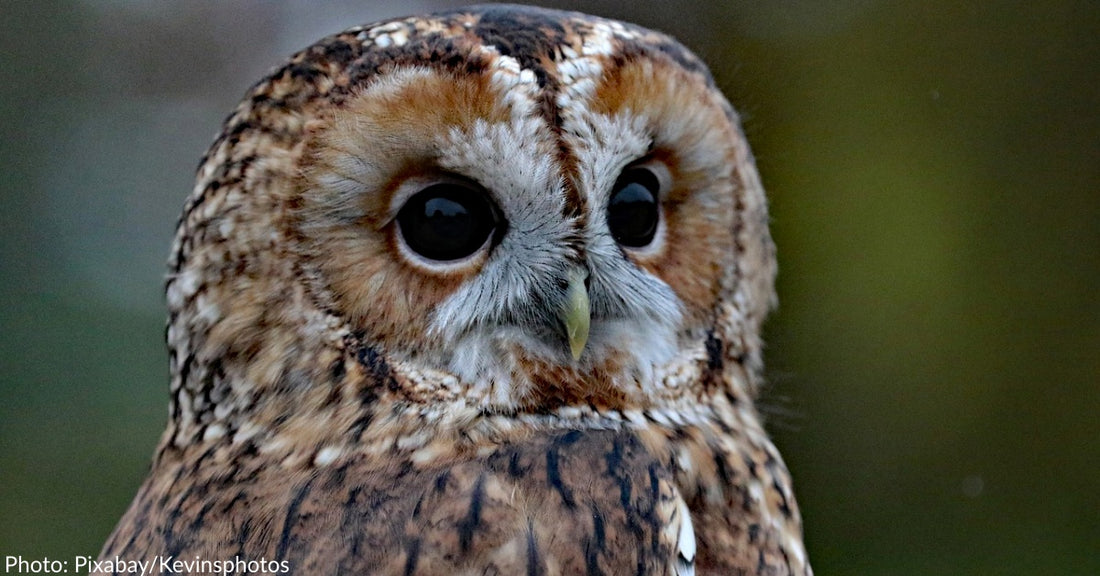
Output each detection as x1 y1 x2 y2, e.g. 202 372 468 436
167 7 774 436
292 23 746 412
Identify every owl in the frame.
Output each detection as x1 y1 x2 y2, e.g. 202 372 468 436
99 5 810 575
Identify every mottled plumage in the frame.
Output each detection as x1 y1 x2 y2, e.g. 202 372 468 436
101 5 810 575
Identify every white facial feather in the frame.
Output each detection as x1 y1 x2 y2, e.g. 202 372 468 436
429 118 576 337
424 100 683 408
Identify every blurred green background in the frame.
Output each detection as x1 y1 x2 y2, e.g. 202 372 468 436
1 1 1096 574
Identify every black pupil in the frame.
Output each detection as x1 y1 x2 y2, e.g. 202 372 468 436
607 169 660 247
397 184 496 261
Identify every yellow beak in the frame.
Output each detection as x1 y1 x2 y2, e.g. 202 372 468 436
563 267 590 361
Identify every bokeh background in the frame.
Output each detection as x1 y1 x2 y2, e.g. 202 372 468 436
1 1 1096 574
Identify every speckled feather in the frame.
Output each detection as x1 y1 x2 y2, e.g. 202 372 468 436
100 5 809 575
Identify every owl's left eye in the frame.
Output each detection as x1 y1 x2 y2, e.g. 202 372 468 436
607 167 660 248
396 183 499 262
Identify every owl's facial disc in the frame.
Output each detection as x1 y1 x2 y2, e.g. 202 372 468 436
298 55 746 410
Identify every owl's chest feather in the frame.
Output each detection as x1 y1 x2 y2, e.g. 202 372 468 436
101 416 806 576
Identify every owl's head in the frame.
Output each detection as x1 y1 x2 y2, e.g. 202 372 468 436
166 5 775 445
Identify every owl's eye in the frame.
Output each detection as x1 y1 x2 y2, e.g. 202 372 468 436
397 183 499 261
607 168 660 248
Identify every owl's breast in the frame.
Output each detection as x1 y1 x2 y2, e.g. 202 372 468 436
102 419 806 575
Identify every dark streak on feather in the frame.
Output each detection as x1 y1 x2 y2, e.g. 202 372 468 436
456 473 486 554
275 476 316 559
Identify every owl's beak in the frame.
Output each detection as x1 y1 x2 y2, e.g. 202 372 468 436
562 267 590 361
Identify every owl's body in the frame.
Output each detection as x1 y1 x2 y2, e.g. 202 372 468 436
101 5 809 575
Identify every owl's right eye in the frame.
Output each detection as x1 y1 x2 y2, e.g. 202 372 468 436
396 183 499 262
